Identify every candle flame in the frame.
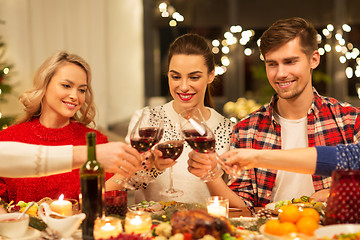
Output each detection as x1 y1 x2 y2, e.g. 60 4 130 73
59 194 65 201
101 222 116 231
214 196 219 206
130 215 143 225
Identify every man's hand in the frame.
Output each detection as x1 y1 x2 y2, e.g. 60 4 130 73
222 149 259 170
96 142 142 178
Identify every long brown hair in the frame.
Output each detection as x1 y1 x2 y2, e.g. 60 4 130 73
168 33 215 108
16 51 96 126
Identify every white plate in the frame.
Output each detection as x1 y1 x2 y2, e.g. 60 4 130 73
128 203 164 215
265 202 276 210
230 217 257 223
315 224 360 238
265 201 326 211
259 224 282 240
3 228 41 240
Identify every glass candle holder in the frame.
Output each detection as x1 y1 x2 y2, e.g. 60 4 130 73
124 211 152 234
50 194 72 216
206 196 229 218
325 169 360 225
65 198 79 215
105 190 127 217
93 216 122 240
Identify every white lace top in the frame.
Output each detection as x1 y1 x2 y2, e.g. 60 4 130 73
126 101 234 204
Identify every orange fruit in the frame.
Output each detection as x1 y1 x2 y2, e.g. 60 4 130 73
264 219 281 236
279 222 298 235
279 205 301 223
300 208 320 223
296 216 319 236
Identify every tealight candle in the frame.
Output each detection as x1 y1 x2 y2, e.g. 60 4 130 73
124 211 152 234
206 196 229 218
94 216 122 240
50 194 73 216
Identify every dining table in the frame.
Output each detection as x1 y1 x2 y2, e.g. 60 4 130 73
229 206 263 218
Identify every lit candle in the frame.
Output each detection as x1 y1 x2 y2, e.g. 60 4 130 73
124 211 152 234
50 194 73 216
206 196 229 218
94 217 122 240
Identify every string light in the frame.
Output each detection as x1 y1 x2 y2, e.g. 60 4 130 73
221 56 230 66
212 39 220 47
244 48 252 56
322 29 330 37
342 24 351 32
161 3 359 82
221 46 230 54
340 56 347 63
327 24 334 32
335 45 342 52
346 67 353 78
158 2 184 27
212 47 219 54
324 44 332 52
215 66 226 76
169 20 177 27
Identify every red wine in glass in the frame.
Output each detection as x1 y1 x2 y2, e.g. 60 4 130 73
179 108 224 182
131 127 163 153
158 140 184 198
157 140 184 160
183 129 215 153
139 127 163 141
130 138 158 153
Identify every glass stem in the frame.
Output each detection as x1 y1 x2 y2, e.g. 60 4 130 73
169 166 174 191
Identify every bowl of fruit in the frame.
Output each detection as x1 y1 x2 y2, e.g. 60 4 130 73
260 204 320 239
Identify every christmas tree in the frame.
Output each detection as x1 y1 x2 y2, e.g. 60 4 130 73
0 35 15 130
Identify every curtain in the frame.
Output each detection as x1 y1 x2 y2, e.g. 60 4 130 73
0 0 144 128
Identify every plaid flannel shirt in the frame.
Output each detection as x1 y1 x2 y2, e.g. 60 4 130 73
230 88 360 207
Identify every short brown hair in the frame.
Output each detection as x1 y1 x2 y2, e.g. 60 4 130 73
260 17 318 58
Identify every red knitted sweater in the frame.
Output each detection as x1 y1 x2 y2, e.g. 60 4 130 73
0 118 108 203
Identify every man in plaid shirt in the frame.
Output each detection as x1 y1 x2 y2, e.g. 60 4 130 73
228 17 360 207
188 17 360 208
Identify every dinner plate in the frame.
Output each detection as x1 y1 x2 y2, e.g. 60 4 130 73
314 224 360 238
265 202 276 210
230 216 257 222
265 201 326 211
128 202 164 215
259 224 282 240
3 228 41 240
129 201 185 215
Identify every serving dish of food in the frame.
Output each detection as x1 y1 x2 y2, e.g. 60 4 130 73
265 195 326 211
314 224 360 239
129 200 183 214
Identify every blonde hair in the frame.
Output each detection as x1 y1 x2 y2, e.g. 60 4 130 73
16 51 96 126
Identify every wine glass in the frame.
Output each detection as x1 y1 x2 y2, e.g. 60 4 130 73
179 108 224 182
129 107 164 183
158 124 184 198
111 107 164 189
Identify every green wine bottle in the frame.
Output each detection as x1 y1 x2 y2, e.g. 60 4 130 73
80 132 105 240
